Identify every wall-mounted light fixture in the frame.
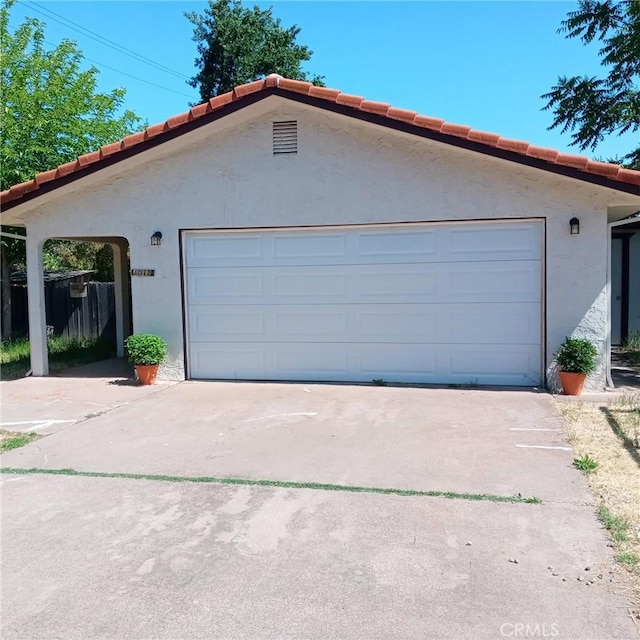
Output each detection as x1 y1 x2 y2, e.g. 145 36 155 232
569 217 580 235
151 231 163 246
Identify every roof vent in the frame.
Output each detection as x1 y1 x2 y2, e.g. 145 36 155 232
273 120 297 154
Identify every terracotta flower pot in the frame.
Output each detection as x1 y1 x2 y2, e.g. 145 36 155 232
135 364 159 385
559 371 587 396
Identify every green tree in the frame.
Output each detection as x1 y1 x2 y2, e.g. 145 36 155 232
0 0 142 338
542 0 640 168
186 0 324 102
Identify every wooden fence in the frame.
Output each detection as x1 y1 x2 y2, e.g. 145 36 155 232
11 282 116 341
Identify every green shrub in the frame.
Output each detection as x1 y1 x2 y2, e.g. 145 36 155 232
554 337 598 374
125 334 167 366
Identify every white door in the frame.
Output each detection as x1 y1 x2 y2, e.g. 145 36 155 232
184 221 543 385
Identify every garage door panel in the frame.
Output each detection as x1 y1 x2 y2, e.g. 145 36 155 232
275 312 348 336
190 344 267 380
445 262 540 302
188 234 264 267
357 267 437 299
189 273 264 300
189 261 540 306
357 230 436 260
184 222 543 385
275 272 348 297
445 304 540 344
447 345 540 384
357 344 438 375
189 342 539 385
447 225 541 261
274 234 347 260
191 309 266 339
189 303 539 345
276 345 349 373
186 223 541 268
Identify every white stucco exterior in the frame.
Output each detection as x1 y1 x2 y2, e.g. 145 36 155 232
4 96 640 389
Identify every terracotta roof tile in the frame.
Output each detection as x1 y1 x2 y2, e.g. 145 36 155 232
413 115 444 132
34 169 58 185
9 180 38 199
616 168 640 185
467 130 501 146
335 93 364 108
555 153 589 170
441 123 472 138
78 150 101 167
386 107 418 124
2 76 638 208
525 145 559 162
208 93 233 110
122 131 146 147
360 100 391 116
56 160 79 178
167 111 191 129
308 85 341 101
232 78 266 98
190 103 211 119
277 77 313 94
585 160 620 178
496 138 530 154
101 141 123 157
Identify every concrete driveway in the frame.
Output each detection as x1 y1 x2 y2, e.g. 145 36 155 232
1 368 638 639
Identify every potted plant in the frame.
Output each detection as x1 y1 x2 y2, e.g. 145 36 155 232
124 333 168 385
554 336 598 396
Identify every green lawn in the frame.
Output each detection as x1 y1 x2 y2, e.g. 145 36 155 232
0 336 115 380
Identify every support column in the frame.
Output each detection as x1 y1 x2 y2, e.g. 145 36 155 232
26 235 48 375
112 240 131 356
112 242 124 357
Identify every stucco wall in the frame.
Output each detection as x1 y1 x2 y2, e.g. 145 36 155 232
12 97 637 388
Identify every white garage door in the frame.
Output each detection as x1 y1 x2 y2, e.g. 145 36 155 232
184 221 542 385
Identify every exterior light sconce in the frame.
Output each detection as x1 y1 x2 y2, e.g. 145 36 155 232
151 231 163 246
569 217 580 235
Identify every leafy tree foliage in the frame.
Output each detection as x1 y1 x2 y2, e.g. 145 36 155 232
186 0 324 101
42 241 114 282
542 0 640 168
0 0 141 337
0 0 141 190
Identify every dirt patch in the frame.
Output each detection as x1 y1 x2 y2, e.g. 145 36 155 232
558 394 640 609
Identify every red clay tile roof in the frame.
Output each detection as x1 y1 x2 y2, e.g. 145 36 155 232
2 74 639 209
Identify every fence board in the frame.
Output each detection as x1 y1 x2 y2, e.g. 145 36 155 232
11 282 115 341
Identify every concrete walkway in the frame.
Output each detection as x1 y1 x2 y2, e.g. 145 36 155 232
1 374 638 639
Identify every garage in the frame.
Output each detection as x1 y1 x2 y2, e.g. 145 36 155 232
183 220 543 385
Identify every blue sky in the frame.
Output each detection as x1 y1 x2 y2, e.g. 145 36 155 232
9 1 637 161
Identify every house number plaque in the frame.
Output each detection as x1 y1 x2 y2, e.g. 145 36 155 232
130 268 155 277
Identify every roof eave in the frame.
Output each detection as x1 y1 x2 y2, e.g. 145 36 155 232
2 85 639 213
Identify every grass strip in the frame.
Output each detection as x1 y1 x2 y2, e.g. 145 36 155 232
598 504 631 542
0 433 39 453
0 466 541 504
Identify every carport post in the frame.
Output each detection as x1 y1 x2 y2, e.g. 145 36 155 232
26 236 48 375
112 241 130 357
